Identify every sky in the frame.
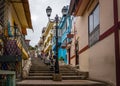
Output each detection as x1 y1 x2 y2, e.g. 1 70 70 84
26 0 70 47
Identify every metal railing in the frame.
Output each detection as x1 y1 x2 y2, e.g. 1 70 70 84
18 34 28 52
0 70 15 86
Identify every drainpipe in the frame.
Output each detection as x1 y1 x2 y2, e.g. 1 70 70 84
113 0 120 86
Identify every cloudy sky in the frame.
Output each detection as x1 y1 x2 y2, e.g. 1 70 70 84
26 0 70 47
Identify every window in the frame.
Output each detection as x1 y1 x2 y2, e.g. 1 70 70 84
88 4 100 46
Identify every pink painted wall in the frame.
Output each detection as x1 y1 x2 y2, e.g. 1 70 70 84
99 0 114 35
70 0 116 85
119 30 120 54
70 58 75 66
75 14 89 71
118 0 120 21
89 34 116 85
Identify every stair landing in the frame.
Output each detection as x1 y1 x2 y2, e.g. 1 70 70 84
17 80 104 86
16 57 105 86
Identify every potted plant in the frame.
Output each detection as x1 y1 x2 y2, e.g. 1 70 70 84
59 56 65 65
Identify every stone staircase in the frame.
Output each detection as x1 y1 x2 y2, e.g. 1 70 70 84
16 57 106 86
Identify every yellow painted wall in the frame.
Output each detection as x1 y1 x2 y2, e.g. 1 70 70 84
8 3 29 60
10 4 21 32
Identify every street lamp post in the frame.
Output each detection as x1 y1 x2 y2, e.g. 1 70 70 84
46 6 67 79
54 14 59 73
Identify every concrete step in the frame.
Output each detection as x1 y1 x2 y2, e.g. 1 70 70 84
31 66 49 68
29 73 78 76
16 80 105 86
29 70 54 73
26 76 52 80
60 70 75 73
29 73 53 76
62 75 87 80
30 68 72 71
26 75 86 80
30 70 75 73
30 69 51 71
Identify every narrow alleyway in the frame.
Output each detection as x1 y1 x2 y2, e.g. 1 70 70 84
16 57 106 86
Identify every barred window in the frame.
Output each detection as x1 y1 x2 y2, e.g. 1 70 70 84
88 4 100 46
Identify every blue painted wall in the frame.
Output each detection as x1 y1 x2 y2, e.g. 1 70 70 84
58 48 67 63
57 15 72 64
52 7 72 64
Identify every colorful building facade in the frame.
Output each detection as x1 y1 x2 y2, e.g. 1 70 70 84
68 0 120 86
0 0 32 80
43 22 54 60
58 15 72 64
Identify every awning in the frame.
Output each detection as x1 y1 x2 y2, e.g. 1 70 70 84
10 0 33 29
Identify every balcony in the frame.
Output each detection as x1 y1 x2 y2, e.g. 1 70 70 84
61 40 67 49
61 44 66 49
21 35 28 52
44 29 53 45
44 41 52 53
0 34 29 62
0 36 29 61
67 33 74 38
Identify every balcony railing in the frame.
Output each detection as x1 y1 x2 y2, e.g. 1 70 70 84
44 40 52 52
20 35 28 52
67 33 74 38
0 70 15 86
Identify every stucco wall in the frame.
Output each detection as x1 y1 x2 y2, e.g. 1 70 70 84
70 22 76 65
70 2 116 84
75 15 88 50
118 0 120 21
75 13 89 72
119 30 120 56
89 33 116 85
70 58 75 66
70 43 75 65
99 0 114 35
79 50 89 72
